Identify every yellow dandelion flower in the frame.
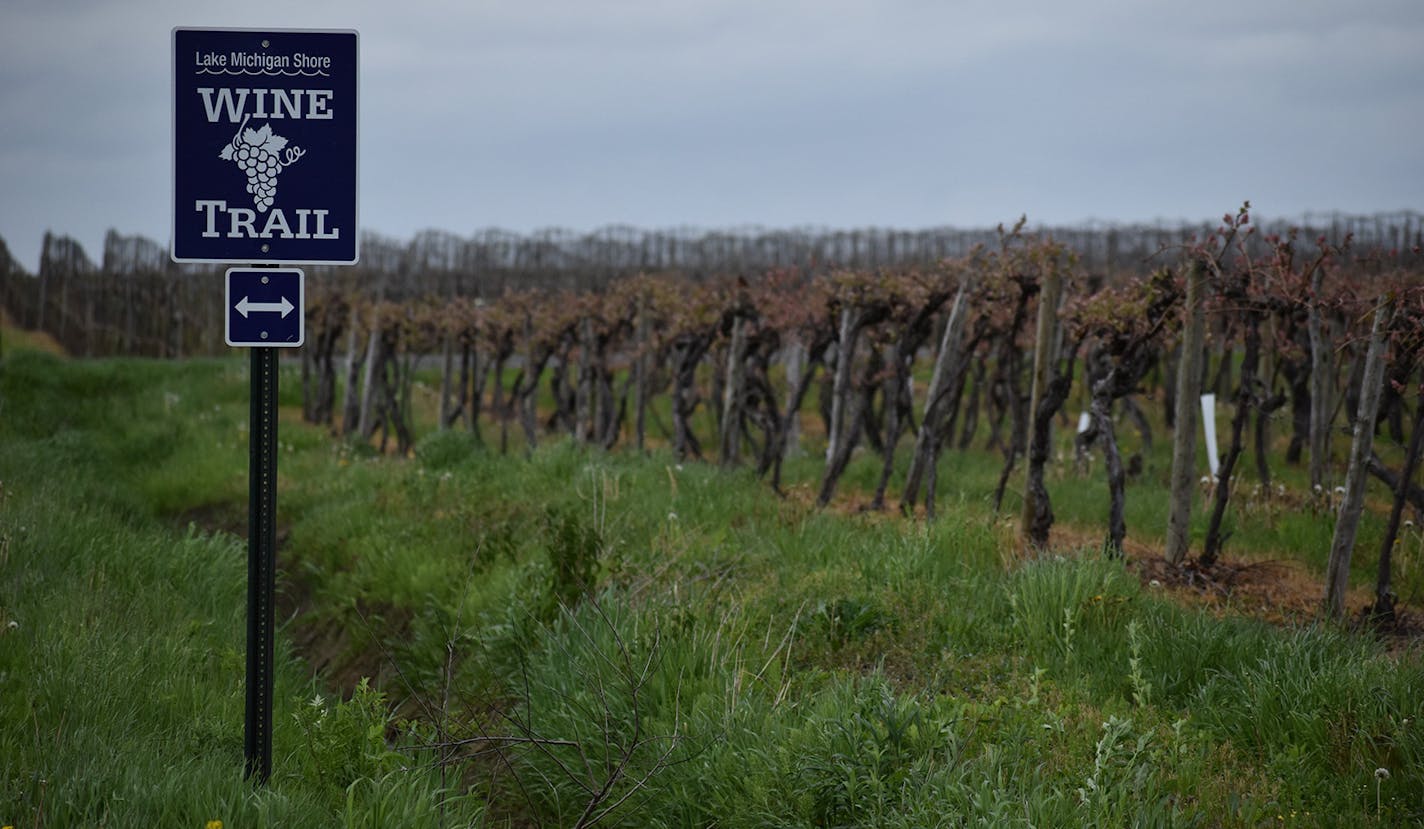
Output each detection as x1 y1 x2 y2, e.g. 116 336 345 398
207 821 224 829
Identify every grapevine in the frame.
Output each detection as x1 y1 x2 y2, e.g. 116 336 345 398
218 115 304 213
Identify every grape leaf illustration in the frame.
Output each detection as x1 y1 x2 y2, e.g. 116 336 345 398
243 124 274 147
219 144 234 161
262 134 289 154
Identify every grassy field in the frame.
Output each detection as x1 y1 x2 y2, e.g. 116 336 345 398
2 339 1422 827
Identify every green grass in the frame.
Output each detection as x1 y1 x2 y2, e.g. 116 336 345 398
0 351 484 827
2 343 1422 827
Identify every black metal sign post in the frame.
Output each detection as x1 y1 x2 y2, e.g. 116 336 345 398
226 266 303 784
245 345 279 782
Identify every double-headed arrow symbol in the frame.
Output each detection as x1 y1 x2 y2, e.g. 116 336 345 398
235 295 295 318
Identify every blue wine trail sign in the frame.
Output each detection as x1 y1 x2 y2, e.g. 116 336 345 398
172 27 358 265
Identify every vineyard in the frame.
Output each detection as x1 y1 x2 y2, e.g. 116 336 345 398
292 211 1424 622
6 210 1421 604
4 208 1424 825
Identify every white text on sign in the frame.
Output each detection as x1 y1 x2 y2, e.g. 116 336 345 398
195 202 340 240
198 88 335 122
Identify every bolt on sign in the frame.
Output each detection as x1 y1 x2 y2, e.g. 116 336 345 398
172 28 358 264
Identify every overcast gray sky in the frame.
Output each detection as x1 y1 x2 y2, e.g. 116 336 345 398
1 0 1420 271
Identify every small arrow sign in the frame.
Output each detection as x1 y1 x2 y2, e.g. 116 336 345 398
226 268 304 348
235 295 295 319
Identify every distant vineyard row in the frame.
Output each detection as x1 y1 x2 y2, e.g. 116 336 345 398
0 211 1419 358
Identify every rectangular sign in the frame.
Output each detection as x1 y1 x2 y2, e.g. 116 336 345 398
226 268 305 347
173 28 358 264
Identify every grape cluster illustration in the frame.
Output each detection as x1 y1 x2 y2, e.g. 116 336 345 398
219 117 305 213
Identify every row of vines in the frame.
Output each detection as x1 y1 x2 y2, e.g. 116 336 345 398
2 210 1422 622
288 208 1424 624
